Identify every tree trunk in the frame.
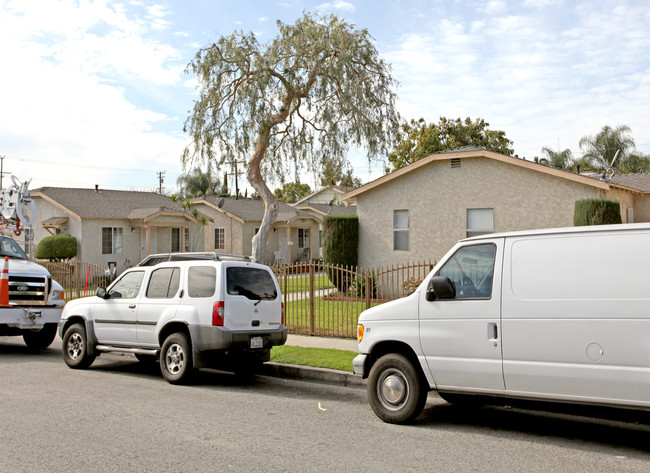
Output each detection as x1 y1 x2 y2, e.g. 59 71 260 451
248 124 280 263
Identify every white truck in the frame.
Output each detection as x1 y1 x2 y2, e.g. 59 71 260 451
0 176 65 349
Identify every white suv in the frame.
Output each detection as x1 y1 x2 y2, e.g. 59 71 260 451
59 255 287 384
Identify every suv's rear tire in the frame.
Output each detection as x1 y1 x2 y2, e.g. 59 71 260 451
367 353 428 424
160 333 194 384
62 323 96 369
23 323 57 350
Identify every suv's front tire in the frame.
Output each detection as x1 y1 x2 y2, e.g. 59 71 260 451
160 332 194 384
62 323 96 369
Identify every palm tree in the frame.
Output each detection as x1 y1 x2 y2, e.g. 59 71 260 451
578 125 636 172
539 147 574 170
176 167 221 198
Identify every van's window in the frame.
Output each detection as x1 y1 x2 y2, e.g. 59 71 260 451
188 266 216 298
146 267 180 298
226 267 277 301
109 271 145 299
437 244 496 299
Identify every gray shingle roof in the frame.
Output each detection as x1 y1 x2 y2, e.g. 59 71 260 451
297 203 357 216
200 196 313 222
610 174 650 192
33 187 187 218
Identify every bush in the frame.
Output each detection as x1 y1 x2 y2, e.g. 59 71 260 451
574 199 622 226
36 234 77 261
350 271 378 298
322 215 358 292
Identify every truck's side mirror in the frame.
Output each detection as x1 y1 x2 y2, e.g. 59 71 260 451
96 288 108 299
425 276 456 301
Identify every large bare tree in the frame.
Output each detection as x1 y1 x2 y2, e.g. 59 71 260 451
182 12 400 261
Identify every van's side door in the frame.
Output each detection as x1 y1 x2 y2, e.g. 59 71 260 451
419 239 505 392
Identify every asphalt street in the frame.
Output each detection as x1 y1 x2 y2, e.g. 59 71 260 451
2 337 650 472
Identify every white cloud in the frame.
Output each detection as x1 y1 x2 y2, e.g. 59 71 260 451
316 1 356 13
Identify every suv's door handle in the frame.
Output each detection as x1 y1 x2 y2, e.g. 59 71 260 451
129 304 136 309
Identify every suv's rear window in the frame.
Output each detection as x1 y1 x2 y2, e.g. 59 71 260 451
188 266 216 298
226 267 277 301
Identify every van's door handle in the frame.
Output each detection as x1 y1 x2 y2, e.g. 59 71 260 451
129 304 136 309
488 323 498 346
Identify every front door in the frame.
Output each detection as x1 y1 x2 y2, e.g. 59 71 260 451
418 240 505 392
93 270 145 345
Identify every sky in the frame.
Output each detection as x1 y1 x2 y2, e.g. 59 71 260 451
1 0 650 195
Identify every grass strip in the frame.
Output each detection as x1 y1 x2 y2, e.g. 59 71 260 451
270 345 356 372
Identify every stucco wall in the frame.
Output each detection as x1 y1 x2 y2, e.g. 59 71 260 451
357 158 605 267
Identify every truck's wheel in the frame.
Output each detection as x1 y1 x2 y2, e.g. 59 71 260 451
62 323 96 369
22 323 57 350
367 353 428 424
160 332 194 384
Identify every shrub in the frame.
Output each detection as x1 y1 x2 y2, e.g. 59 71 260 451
350 271 378 298
322 215 358 292
574 199 622 226
36 234 77 261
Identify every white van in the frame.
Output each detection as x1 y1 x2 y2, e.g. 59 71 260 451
354 223 650 423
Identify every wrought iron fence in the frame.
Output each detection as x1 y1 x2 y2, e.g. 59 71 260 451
33 259 110 302
271 260 435 339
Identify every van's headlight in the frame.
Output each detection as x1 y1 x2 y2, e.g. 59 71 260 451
357 324 364 343
51 290 64 301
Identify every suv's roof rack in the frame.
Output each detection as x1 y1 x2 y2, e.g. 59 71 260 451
137 252 252 267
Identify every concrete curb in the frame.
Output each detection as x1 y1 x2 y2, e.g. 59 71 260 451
261 362 366 388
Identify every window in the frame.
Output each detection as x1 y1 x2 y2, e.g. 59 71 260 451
108 271 144 299
437 244 496 299
171 228 180 252
466 209 494 238
393 210 409 251
102 227 123 254
188 266 216 298
146 267 180 298
184 227 189 251
227 267 277 301
214 228 225 250
627 208 634 223
298 228 309 249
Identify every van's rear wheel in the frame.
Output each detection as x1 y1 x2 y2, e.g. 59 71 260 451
160 332 194 384
367 353 427 424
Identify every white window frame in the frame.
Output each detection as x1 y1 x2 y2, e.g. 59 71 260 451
215 228 225 250
102 227 123 255
467 208 494 238
393 210 409 251
298 228 310 249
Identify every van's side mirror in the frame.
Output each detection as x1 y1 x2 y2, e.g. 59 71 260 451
425 276 456 301
96 287 108 299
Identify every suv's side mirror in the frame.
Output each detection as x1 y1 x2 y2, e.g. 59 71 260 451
96 287 109 299
425 276 456 301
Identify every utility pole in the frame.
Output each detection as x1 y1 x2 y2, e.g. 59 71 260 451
226 159 246 199
157 171 166 194
0 156 4 190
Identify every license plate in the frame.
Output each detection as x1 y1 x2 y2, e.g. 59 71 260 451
250 336 263 349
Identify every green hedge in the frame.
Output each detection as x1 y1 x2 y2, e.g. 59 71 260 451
36 234 77 261
322 215 358 292
574 199 622 226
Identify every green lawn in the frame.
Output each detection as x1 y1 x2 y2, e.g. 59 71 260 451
283 297 376 337
270 345 356 372
277 274 334 294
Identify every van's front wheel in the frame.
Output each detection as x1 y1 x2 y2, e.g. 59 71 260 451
367 353 427 424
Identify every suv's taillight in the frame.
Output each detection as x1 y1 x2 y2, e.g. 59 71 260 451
281 302 285 325
212 301 224 326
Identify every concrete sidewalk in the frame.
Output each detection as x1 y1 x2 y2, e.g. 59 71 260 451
285 334 358 352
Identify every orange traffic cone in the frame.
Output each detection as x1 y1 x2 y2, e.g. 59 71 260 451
0 256 10 307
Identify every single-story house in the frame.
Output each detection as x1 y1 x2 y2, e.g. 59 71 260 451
191 196 320 264
293 185 354 207
342 147 646 268
29 186 203 273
